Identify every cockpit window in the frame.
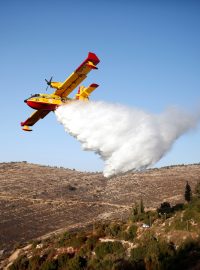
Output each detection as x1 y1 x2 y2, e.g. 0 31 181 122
30 94 40 98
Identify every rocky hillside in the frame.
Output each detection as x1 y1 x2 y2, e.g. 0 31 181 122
0 162 200 258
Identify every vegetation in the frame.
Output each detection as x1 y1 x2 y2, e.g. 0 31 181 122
8 181 200 270
131 199 157 226
195 181 200 198
184 181 192 202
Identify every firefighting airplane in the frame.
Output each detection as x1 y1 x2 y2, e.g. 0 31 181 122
21 52 100 131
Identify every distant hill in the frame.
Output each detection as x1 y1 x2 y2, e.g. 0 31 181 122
0 162 200 258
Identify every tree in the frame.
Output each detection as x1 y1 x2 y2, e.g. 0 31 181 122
157 202 172 217
131 203 139 222
184 181 192 202
138 198 144 215
131 200 145 222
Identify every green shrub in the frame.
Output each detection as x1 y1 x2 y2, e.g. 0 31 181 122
85 235 99 251
126 224 137 241
57 253 70 268
67 255 87 270
112 259 134 270
164 238 200 270
172 203 184 212
157 202 172 216
180 194 200 226
40 260 58 270
28 255 41 269
69 233 87 248
95 241 125 260
88 258 133 270
88 258 113 270
57 231 72 247
131 236 176 270
173 218 187 231
130 246 146 263
93 222 108 238
57 231 87 249
189 197 200 212
105 222 122 238
9 255 29 270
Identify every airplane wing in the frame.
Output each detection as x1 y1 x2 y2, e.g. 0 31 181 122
21 110 50 131
53 52 100 98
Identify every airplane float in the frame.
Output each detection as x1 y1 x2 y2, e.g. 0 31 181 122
21 52 100 131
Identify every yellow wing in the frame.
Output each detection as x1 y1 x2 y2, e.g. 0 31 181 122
21 110 50 131
52 52 100 98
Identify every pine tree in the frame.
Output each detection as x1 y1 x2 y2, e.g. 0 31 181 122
134 202 138 215
138 198 144 215
184 181 192 202
131 203 138 222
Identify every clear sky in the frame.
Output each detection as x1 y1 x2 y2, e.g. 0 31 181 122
1 0 199 172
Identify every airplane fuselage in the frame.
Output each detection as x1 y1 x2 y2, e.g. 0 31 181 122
24 93 71 111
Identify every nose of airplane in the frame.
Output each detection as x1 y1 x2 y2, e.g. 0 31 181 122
24 99 27 103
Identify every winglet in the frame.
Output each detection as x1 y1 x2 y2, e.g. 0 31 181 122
87 61 98 70
87 52 100 65
22 125 32 132
76 52 100 72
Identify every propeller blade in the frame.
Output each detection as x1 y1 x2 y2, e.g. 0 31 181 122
45 76 53 91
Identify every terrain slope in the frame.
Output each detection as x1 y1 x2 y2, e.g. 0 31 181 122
0 162 200 254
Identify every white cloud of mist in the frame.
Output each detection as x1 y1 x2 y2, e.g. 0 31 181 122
55 101 200 177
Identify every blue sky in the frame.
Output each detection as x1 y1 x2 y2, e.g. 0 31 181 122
1 0 200 172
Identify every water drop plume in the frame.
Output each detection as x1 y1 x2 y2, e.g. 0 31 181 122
55 101 199 177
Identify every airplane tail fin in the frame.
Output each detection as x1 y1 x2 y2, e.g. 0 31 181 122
75 84 99 100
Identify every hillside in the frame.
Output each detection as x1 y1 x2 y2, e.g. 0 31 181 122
4 187 200 270
0 162 200 259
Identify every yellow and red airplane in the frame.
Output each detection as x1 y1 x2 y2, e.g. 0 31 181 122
21 52 100 131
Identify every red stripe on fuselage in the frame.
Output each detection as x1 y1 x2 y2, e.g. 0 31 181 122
27 100 58 111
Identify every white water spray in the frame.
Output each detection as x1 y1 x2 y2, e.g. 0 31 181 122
55 101 199 177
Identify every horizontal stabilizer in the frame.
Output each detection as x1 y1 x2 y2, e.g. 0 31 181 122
76 84 99 100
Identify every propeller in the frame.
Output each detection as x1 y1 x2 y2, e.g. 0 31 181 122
45 76 53 91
